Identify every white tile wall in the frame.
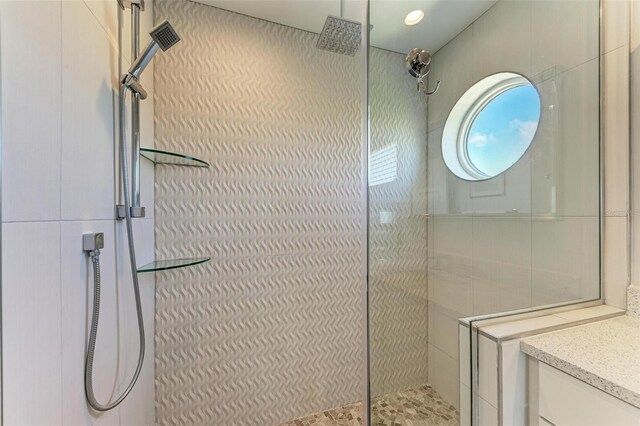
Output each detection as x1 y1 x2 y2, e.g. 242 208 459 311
557 58 600 217
531 217 600 305
604 216 629 309
478 397 499 426
62 1 117 220
427 27 473 130
428 344 460 409
531 0 599 75
61 221 120 425
428 302 460 360
1 0 156 424
472 217 533 315
604 0 630 54
2 222 62 425
472 0 531 79
428 0 616 409
604 46 630 218
499 340 527 426
0 1 62 222
478 335 498 408
632 0 640 288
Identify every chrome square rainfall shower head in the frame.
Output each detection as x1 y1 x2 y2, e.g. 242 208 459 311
316 15 362 56
150 20 181 51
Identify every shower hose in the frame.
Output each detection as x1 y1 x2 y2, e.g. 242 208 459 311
85 85 145 412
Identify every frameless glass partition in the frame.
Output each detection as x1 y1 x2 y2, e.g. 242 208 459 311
367 0 601 424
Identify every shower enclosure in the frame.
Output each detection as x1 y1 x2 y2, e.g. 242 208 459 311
367 0 602 424
0 0 603 424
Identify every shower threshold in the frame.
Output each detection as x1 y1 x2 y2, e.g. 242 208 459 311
278 384 459 426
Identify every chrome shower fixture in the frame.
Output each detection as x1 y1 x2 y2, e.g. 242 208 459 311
405 47 441 95
317 15 362 56
121 20 181 100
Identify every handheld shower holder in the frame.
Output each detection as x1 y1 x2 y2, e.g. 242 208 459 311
121 74 148 100
116 204 145 220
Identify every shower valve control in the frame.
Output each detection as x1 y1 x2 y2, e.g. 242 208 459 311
83 233 105 252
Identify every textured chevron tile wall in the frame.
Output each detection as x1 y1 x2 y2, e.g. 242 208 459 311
153 0 428 424
368 49 429 397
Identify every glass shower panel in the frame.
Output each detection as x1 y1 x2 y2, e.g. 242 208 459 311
368 0 601 424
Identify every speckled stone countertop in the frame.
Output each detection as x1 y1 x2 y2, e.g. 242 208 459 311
521 315 640 408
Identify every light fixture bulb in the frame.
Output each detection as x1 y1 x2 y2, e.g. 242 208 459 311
404 10 425 26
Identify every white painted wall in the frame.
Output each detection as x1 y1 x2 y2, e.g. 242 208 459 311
1 1 156 424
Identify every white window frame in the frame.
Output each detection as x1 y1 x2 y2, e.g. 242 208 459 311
442 72 540 181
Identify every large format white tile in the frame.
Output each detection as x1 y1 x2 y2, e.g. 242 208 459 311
556 59 600 217
60 221 120 425
478 396 498 426
459 383 471 426
116 218 155 425
604 216 629 309
0 1 62 222
428 26 473 130
62 0 117 220
2 222 62 425
472 0 531 79
532 217 600 306
118 271 155 426
554 304 623 321
428 344 460 409
479 314 569 340
530 72 559 215
472 217 532 315
478 335 498 408
430 216 473 316
531 0 599 76
459 324 471 388
500 340 527 426
603 0 629 54
427 127 449 215
470 154 531 215
139 83 155 219
428 301 460 360
604 46 630 218
83 0 123 50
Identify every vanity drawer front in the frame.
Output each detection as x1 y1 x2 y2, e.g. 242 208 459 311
539 363 640 425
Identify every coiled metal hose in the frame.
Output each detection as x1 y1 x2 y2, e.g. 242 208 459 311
85 85 145 411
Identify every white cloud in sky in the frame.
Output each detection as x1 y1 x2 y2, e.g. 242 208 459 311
468 132 496 148
510 119 538 144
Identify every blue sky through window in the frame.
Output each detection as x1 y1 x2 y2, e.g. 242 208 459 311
467 84 540 177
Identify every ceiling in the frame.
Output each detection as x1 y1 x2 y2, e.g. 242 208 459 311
193 0 497 54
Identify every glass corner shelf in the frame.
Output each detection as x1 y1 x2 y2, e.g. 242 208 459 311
137 257 210 273
140 148 210 168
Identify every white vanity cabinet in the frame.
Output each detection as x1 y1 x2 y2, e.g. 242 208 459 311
528 361 640 425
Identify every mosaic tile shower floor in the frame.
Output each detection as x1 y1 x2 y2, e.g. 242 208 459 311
279 385 459 426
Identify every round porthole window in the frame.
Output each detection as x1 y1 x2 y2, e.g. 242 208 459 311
442 72 541 181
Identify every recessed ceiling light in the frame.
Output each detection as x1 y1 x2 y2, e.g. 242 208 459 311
404 10 425 26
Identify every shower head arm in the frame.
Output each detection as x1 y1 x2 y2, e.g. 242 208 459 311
120 38 159 100
127 40 159 81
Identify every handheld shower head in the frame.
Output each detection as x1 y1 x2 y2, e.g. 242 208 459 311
122 20 180 98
